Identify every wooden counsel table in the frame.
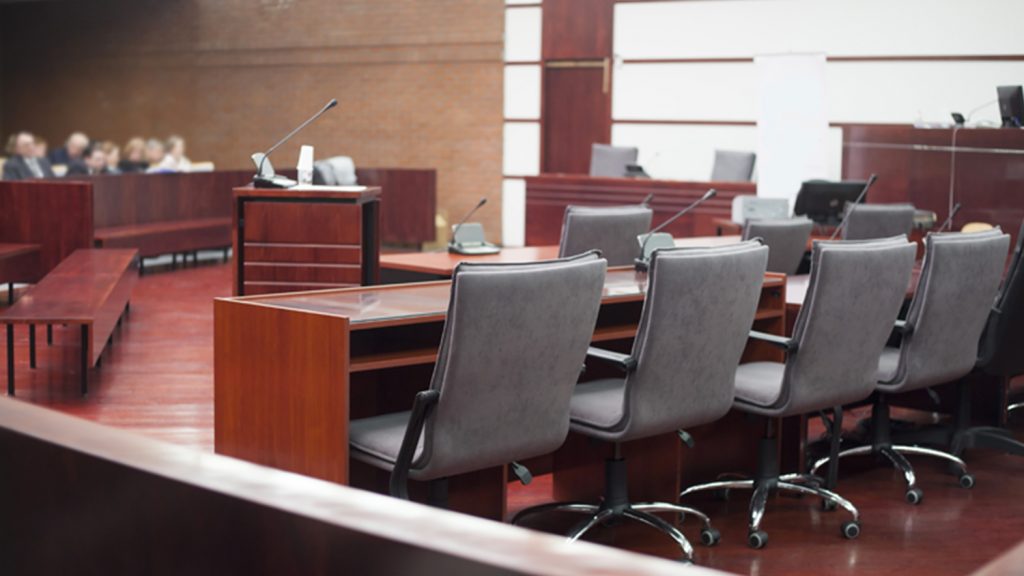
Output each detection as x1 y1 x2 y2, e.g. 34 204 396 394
380 236 743 282
232 185 381 296
215 250 787 520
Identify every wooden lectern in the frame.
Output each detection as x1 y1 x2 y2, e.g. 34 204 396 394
232 185 381 296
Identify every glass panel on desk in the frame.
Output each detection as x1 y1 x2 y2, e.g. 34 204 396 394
252 284 452 326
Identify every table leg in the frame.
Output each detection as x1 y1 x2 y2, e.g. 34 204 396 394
28 325 35 369
6 324 13 395
46 324 53 345
7 283 13 305
80 325 89 397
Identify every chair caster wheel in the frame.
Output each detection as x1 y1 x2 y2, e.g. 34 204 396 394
822 498 837 512
841 521 861 540
959 473 975 489
700 527 721 547
748 530 768 549
905 487 923 505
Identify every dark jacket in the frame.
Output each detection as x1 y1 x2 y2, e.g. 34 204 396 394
65 161 109 177
2 155 56 180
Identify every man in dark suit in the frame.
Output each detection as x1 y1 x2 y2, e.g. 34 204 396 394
65 144 109 176
48 131 89 166
3 132 56 180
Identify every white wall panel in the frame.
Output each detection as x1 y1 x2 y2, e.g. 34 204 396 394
503 122 541 176
502 178 526 247
613 62 757 121
505 7 542 62
615 0 1024 60
504 65 542 119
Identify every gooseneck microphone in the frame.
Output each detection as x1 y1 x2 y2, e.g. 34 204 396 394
641 192 655 207
449 197 488 246
939 203 962 232
253 98 338 188
635 188 717 271
829 173 878 241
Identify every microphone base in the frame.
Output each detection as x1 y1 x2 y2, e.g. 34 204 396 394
448 243 501 256
252 175 297 189
633 258 650 273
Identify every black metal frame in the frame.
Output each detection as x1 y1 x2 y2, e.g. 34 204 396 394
388 389 440 500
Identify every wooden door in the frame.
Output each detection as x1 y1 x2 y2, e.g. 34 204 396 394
542 61 611 175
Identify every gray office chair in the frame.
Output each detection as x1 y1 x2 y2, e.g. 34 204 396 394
559 205 653 266
894 221 1024 459
514 241 770 562
681 236 917 549
711 150 756 182
590 144 638 178
742 218 813 275
811 229 1011 504
349 252 607 502
842 203 915 240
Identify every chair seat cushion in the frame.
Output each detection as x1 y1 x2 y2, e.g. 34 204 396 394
349 410 425 472
876 346 901 384
569 378 626 431
734 362 786 408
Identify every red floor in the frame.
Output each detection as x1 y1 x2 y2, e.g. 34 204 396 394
4 262 1024 575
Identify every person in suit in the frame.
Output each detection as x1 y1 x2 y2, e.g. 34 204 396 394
118 137 149 173
48 132 89 166
2 132 56 180
65 144 109 176
101 141 122 175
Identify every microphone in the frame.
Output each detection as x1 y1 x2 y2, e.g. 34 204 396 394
450 197 487 245
253 98 338 188
829 173 878 241
447 197 500 255
635 188 717 271
939 203 962 232
640 192 654 207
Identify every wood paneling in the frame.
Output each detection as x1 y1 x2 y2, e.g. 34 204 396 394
0 244 41 286
0 180 94 279
524 174 756 245
842 126 1024 246
542 67 612 174
356 168 437 246
541 0 614 60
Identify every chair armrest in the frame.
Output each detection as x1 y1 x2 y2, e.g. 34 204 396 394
749 330 797 353
586 346 637 372
389 389 440 500
893 319 914 336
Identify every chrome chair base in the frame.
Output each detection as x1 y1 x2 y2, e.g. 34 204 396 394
511 458 717 562
810 444 974 505
1009 403 1023 414
679 473 861 549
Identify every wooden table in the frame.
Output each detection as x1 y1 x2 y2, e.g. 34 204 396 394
214 265 787 520
380 236 743 282
232 185 381 296
2 249 138 396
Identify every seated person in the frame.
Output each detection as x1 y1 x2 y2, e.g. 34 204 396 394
65 145 109 176
143 138 167 172
151 135 192 173
48 131 89 166
101 141 122 174
3 131 56 180
33 137 48 161
118 137 149 173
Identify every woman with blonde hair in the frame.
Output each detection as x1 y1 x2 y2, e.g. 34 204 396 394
119 137 148 173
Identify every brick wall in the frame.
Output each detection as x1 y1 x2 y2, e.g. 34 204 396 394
0 0 505 238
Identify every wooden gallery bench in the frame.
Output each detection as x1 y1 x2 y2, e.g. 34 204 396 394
2 249 138 396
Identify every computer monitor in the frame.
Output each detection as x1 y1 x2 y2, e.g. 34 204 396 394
793 180 868 226
997 85 1024 128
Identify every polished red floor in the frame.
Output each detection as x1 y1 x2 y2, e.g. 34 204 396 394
4 262 1024 575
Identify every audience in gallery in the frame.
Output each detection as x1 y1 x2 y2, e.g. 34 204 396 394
1 132 200 180
2 131 56 180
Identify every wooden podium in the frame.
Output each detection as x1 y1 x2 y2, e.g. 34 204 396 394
232 185 381 296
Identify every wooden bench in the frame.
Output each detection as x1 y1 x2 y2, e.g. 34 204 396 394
94 216 231 265
2 249 138 396
0 243 42 304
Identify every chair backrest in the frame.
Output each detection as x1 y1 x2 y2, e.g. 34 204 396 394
781 237 917 414
842 203 915 240
414 252 607 480
589 144 638 178
613 242 768 441
885 229 1010 391
711 150 756 182
558 205 652 266
742 218 813 275
979 221 1024 377
313 160 337 185
326 156 358 186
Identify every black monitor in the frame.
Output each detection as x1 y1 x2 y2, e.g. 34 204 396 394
793 180 868 226
998 85 1023 128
